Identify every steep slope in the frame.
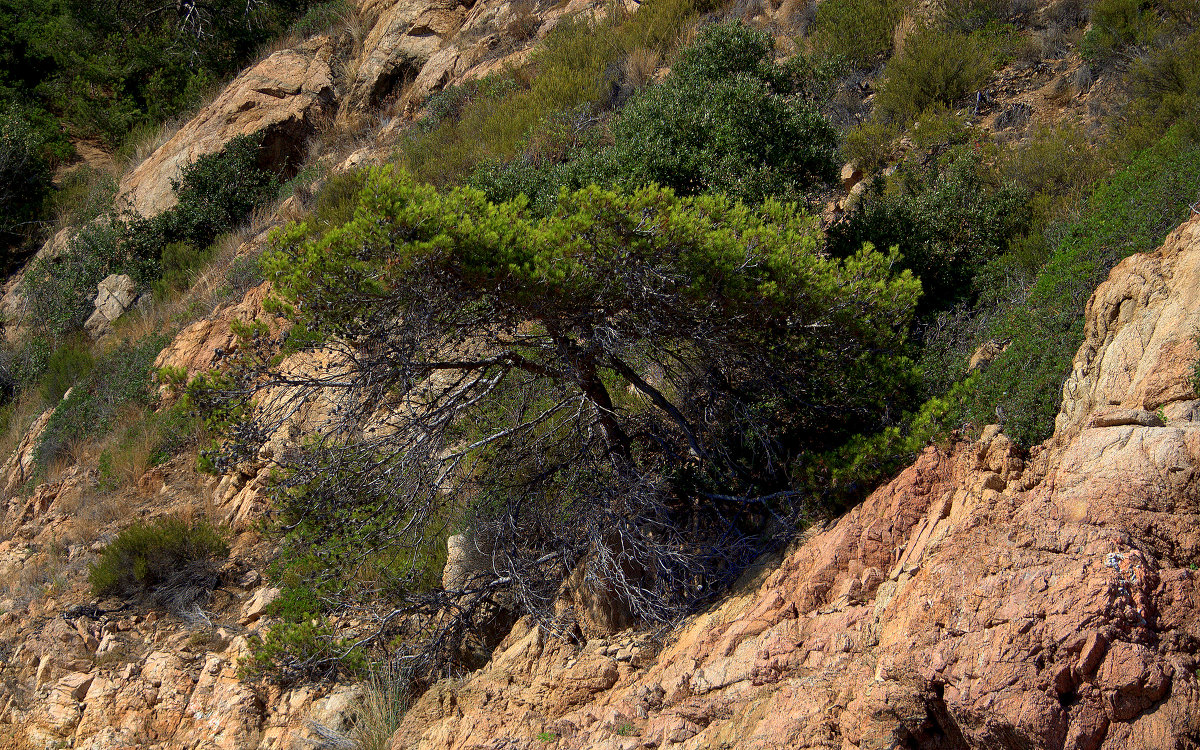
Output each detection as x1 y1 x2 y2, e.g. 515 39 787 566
386 215 1200 749
2 0 1198 746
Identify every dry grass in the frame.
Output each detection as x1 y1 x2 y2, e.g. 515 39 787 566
117 120 179 175
0 392 50 479
332 8 373 93
623 47 661 88
108 203 270 348
255 31 307 64
0 543 75 605
503 0 542 49
892 14 918 56
308 661 411 750
73 493 137 541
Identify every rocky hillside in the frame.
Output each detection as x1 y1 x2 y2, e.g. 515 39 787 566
3 210 1197 750
1 0 1199 746
385 214 1200 749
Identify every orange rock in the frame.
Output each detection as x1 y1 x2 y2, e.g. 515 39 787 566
119 38 334 218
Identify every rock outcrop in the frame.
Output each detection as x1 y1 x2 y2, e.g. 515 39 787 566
0 454 350 750
83 274 138 338
1057 216 1200 444
118 37 335 218
386 215 1200 749
349 0 475 108
153 280 278 378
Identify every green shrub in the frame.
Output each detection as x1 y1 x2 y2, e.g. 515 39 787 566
826 147 1029 317
242 617 367 684
1121 28 1200 150
310 168 370 233
157 241 216 294
874 27 996 124
23 219 126 339
36 334 168 468
23 133 278 337
1079 0 1193 67
1002 124 1103 202
941 0 1026 31
0 0 321 150
398 0 712 187
471 22 839 209
796 376 974 508
810 0 906 66
288 0 353 36
609 22 838 202
967 125 1200 446
225 253 266 294
418 75 521 133
49 167 118 230
38 339 94 402
88 517 228 600
843 121 900 172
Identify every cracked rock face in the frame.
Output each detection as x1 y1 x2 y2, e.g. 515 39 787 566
386 217 1200 750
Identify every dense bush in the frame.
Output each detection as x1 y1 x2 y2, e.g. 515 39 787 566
398 0 718 187
1080 0 1195 67
609 22 838 202
37 338 94 402
810 0 906 66
309 168 370 235
0 0 320 148
826 147 1029 318
1121 28 1200 150
842 120 901 173
874 27 996 123
0 105 51 260
23 219 128 339
243 618 367 684
471 22 838 210
88 517 228 603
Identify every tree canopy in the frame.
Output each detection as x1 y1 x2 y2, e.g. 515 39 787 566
218 167 919 679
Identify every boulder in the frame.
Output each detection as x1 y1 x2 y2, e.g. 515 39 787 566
153 280 278 378
84 273 138 337
119 37 335 218
239 586 281 625
1057 215 1200 443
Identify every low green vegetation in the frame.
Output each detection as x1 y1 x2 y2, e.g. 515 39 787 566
88 517 228 601
874 26 998 124
470 22 838 211
0 105 53 261
1081 0 1196 69
964 125 1200 445
397 0 722 187
826 144 1029 319
35 334 170 469
22 132 277 340
0 0 325 151
809 0 907 66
